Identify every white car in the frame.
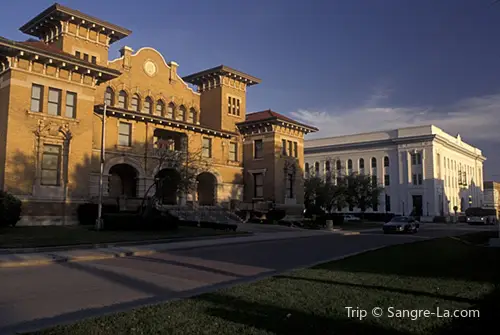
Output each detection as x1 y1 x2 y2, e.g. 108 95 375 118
344 215 360 222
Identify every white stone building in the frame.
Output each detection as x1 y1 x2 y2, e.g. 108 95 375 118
304 125 486 217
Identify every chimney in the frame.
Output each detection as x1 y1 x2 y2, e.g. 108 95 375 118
168 61 178 84
119 46 134 71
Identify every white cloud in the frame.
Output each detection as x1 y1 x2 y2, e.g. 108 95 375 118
292 93 500 143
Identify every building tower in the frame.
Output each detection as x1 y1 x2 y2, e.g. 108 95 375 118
182 65 261 133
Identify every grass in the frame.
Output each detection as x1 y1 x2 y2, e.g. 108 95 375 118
28 232 500 335
0 225 248 249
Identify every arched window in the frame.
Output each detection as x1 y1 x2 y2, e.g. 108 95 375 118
325 161 330 172
371 157 377 168
305 163 309 174
155 100 164 116
188 107 196 123
336 160 341 171
347 159 353 170
167 102 175 119
131 94 140 111
177 105 186 121
359 158 365 169
143 96 153 114
117 90 128 109
104 87 114 106
315 161 320 173
384 156 389 167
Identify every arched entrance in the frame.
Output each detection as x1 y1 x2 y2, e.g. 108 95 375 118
197 172 217 206
155 168 181 205
109 164 138 198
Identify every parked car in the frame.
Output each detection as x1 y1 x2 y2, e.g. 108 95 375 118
466 216 492 225
383 216 419 234
344 215 360 222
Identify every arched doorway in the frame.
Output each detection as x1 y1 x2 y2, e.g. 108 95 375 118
109 164 138 198
155 168 181 205
197 172 217 206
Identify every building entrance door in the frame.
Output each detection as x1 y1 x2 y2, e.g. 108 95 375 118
412 195 423 217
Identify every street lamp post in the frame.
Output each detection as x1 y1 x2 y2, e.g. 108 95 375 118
95 104 107 231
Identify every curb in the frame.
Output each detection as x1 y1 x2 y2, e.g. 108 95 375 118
0 232 254 255
0 232 332 268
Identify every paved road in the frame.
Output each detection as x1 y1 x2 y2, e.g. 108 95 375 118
0 225 492 334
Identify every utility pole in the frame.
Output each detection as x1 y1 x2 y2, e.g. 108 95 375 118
95 104 107 231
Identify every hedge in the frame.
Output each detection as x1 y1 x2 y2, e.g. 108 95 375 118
103 208 179 231
0 191 22 227
77 203 120 225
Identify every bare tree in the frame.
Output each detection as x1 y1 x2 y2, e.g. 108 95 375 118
141 136 210 211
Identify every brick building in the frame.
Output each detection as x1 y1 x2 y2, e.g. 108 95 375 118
0 3 316 225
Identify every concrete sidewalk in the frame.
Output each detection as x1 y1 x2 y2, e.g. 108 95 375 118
0 229 339 268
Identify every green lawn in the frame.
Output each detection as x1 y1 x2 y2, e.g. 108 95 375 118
29 232 500 335
0 226 249 249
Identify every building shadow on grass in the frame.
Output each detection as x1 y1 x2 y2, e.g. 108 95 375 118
313 238 500 284
197 292 409 335
273 275 478 304
435 285 500 335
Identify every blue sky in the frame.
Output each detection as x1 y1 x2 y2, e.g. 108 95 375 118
2 0 500 179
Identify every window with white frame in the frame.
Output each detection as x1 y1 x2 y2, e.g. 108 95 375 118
118 122 132 146
47 88 61 116
41 144 61 186
229 142 237 161
31 84 43 112
65 92 77 118
254 173 264 198
202 137 212 158
131 94 140 112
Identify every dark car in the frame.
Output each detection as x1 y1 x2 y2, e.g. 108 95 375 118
383 216 419 234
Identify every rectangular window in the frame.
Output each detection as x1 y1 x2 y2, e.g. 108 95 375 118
286 173 294 198
418 173 423 185
371 175 377 186
91 56 97 64
30 84 43 112
118 122 132 146
202 137 212 158
412 152 422 165
412 174 417 185
75 51 81 58
229 142 237 161
254 139 263 159
254 173 264 198
47 88 61 116
227 96 241 115
41 144 61 186
65 92 77 118
384 174 390 186
288 140 293 156
282 139 287 155
385 194 391 212
293 142 298 157
83 53 89 62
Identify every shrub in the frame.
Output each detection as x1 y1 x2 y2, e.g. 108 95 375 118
103 208 179 231
77 203 119 225
0 191 22 227
266 209 286 222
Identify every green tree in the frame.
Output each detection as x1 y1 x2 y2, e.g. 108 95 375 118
304 171 348 213
345 172 384 217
